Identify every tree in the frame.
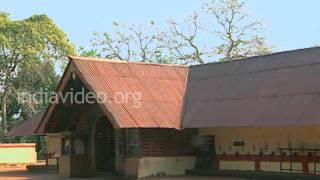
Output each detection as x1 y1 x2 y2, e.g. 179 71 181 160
204 0 272 61
84 18 206 64
12 59 59 114
158 13 209 64
88 21 169 63
0 13 75 134
82 0 272 64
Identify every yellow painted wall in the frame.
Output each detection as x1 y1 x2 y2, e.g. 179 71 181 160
308 163 320 174
200 126 320 172
220 160 254 171
260 162 302 172
47 134 61 165
200 126 320 155
0 143 36 164
137 156 196 178
260 162 279 172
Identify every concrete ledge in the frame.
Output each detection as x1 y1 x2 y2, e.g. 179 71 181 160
137 156 196 178
0 163 27 168
27 165 57 172
0 143 35 148
186 169 320 180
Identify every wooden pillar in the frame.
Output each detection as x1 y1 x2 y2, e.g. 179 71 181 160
214 159 220 170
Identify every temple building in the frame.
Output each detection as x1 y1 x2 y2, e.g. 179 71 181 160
9 47 320 177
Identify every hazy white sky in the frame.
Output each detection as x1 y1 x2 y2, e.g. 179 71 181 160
1 0 320 52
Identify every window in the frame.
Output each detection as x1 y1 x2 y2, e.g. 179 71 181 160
72 138 85 155
233 141 245 147
140 129 197 156
62 137 71 155
126 129 140 156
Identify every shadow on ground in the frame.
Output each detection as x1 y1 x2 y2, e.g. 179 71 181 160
0 168 112 180
0 167 249 180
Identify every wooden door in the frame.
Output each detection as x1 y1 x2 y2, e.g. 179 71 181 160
195 135 215 169
95 117 115 172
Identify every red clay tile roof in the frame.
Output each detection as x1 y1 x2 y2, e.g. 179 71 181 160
7 111 44 136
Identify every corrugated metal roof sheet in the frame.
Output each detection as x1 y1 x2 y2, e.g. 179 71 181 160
71 57 188 129
182 47 320 128
38 47 320 131
7 111 45 136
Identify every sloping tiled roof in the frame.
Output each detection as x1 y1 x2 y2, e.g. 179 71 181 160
70 56 187 129
7 111 44 136
182 47 320 128
37 46 320 132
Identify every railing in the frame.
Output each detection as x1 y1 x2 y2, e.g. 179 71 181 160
279 148 320 174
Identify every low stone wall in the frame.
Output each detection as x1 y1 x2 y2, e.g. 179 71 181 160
0 143 37 164
137 156 196 178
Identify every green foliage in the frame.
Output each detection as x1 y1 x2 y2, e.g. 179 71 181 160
0 14 75 65
79 46 101 57
0 13 75 160
0 13 75 136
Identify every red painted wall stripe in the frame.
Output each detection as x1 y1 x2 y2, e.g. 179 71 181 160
255 160 260 171
216 154 320 163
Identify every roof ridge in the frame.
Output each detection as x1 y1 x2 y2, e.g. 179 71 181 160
191 59 320 81
190 46 320 68
68 56 188 68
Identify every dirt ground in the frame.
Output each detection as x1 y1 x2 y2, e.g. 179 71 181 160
0 167 249 180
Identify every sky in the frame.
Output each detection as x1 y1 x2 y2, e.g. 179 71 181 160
1 0 320 52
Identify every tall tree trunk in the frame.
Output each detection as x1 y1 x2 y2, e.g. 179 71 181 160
1 90 9 134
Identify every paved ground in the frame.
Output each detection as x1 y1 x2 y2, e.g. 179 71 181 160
0 167 249 180
138 176 249 180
